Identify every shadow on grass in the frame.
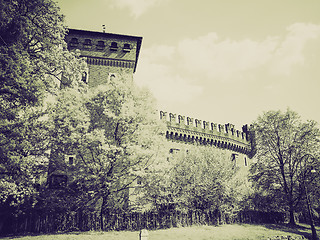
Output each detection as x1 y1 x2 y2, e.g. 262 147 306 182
261 223 318 239
0 230 89 239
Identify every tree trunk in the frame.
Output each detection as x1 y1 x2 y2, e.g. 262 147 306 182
288 202 296 226
100 196 107 231
100 208 103 231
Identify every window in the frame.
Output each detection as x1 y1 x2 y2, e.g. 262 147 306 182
70 38 79 47
69 156 74 165
50 175 67 188
65 155 76 166
49 170 67 189
82 71 88 83
123 43 131 52
231 153 238 169
97 41 105 50
84 39 91 45
84 39 92 49
110 42 118 51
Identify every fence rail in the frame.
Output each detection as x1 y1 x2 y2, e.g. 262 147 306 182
0 209 286 236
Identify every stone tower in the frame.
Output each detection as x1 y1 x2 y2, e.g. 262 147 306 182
65 29 143 87
48 29 143 189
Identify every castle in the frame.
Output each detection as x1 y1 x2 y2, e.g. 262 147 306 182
50 28 254 188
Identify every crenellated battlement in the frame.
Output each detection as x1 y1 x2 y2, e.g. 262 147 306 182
159 111 254 156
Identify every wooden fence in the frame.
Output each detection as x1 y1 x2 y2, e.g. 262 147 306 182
0 209 286 236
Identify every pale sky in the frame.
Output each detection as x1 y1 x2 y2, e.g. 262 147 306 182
56 0 320 129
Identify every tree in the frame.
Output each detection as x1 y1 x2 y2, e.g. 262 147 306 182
139 145 250 219
250 109 320 226
0 0 86 216
0 0 66 115
64 76 166 229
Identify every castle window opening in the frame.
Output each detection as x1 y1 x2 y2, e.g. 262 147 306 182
70 38 79 47
84 39 92 49
231 153 238 169
68 156 74 165
123 43 131 52
65 154 76 166
82 71 88 83
49 173 67 189
84 39 91 44
97 41 105 50
110 41 118 51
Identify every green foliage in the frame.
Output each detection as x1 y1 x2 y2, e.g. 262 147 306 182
139 145 250 214
250 109 320 224
0 0 67 113
63 76 167 214
0 106 50 213
0 0 87 214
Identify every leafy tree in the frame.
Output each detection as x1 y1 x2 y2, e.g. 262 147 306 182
64 77 166 229
250 109 320 225
0 0 66 114
140 145 249 219
0 0 86 216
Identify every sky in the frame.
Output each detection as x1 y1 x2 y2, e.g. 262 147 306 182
55 0 320 129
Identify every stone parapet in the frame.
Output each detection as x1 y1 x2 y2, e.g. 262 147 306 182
160 111 253 156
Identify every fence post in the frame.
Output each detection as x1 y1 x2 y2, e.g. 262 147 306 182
139 229 148 240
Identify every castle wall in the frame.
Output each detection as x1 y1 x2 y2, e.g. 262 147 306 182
86 64 134 87
166 141 250 171
159 111 253 156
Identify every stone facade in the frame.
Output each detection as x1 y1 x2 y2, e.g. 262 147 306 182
65 29 142 87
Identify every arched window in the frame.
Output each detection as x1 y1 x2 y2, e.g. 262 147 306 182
231 153 238 169
84 39 92 45
82 71 88 83
97 41 105 50
110 42 118 51
123 43 131 52
70 38 79 47
84 39 92 49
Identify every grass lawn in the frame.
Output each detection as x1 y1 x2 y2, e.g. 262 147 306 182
1 223 319 240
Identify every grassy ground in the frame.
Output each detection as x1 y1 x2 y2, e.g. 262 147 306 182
1 223 319 240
